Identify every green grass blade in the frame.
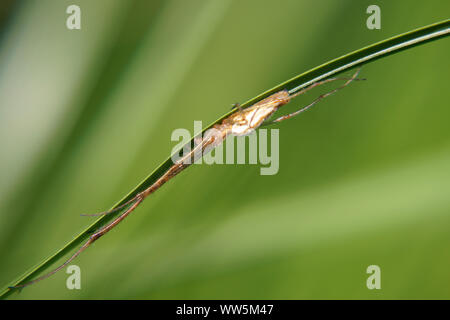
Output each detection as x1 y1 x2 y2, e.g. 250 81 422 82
1 19 448 299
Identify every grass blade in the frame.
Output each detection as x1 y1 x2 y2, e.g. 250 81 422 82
1 19 448 299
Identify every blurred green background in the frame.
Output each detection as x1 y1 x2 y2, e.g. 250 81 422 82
0 0 449 299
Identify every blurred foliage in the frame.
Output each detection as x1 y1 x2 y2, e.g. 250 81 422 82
0 0 449 299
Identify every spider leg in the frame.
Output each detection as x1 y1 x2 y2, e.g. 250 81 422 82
267 69 363 124
80 197 138 217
